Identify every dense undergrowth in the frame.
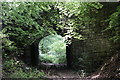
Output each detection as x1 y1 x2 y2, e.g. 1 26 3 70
2 52 45 78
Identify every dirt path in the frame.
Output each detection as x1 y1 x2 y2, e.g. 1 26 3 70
44 68 81 79
39 63 82 79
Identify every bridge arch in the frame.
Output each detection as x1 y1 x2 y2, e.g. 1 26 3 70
24 34 73 68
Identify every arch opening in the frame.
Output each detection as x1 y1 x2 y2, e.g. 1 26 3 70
38 35 67 68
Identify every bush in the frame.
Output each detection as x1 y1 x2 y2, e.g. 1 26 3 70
3 57 45 78
9 68 45 78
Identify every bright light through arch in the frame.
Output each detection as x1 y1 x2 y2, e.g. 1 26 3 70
39 35 66 64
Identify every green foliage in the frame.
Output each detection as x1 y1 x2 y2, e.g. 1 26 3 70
1 2 103 48
105 6 120 43
2 2 57 47
9 68 45 78
0 32 17 52
3 58 17 73
39 35 66 64
3 56 45 78
56 2 103 44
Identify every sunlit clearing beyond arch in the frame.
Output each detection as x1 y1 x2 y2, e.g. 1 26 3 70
39 35 66 64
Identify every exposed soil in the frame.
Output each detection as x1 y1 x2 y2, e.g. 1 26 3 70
88 53 120 79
